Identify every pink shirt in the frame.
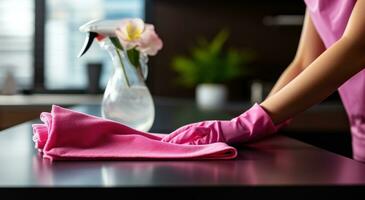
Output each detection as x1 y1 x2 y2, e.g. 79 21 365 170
304 0 365 161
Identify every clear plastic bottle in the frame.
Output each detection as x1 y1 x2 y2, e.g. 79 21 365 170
100 39 155 132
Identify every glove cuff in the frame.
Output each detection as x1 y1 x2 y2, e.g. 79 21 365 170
226 103 279 144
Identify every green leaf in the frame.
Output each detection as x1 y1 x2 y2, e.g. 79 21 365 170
109 37 123 50
172 56 199 87
209 29 229 55
127 48 140 68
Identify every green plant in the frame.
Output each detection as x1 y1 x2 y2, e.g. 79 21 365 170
172 29 254 88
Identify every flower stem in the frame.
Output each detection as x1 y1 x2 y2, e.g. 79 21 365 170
115 48 131 87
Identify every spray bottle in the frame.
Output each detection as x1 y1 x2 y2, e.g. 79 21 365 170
78 19 155 132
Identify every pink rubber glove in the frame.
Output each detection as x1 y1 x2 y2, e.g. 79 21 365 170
162 103 284 145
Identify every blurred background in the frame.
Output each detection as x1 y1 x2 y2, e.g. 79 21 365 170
0 0 311 97
0 0 352 157
0 0 343 99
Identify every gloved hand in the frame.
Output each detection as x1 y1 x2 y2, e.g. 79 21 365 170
162 103 286 145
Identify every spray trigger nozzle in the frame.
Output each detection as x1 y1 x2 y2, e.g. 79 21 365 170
78 32 98 58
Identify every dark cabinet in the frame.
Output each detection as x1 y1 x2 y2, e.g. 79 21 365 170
146 0 306 100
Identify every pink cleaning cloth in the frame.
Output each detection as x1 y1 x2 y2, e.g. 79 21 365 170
32 105 237 161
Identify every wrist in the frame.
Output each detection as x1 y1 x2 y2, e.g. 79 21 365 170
226 103 278 144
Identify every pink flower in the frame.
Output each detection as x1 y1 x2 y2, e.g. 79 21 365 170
115 18 163 56
137 24 163 56
115 18 145 50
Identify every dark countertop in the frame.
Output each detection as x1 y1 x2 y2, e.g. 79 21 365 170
0 98 364 196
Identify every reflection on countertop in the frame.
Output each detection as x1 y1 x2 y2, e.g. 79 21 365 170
0 94 103 106
0 95 349 133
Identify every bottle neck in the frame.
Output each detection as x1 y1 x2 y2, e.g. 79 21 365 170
100 38 145 87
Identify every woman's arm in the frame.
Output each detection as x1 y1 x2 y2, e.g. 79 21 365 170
261 0 365 124
268 10 326 97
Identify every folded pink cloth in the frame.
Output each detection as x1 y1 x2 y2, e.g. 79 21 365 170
32 105 237 161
